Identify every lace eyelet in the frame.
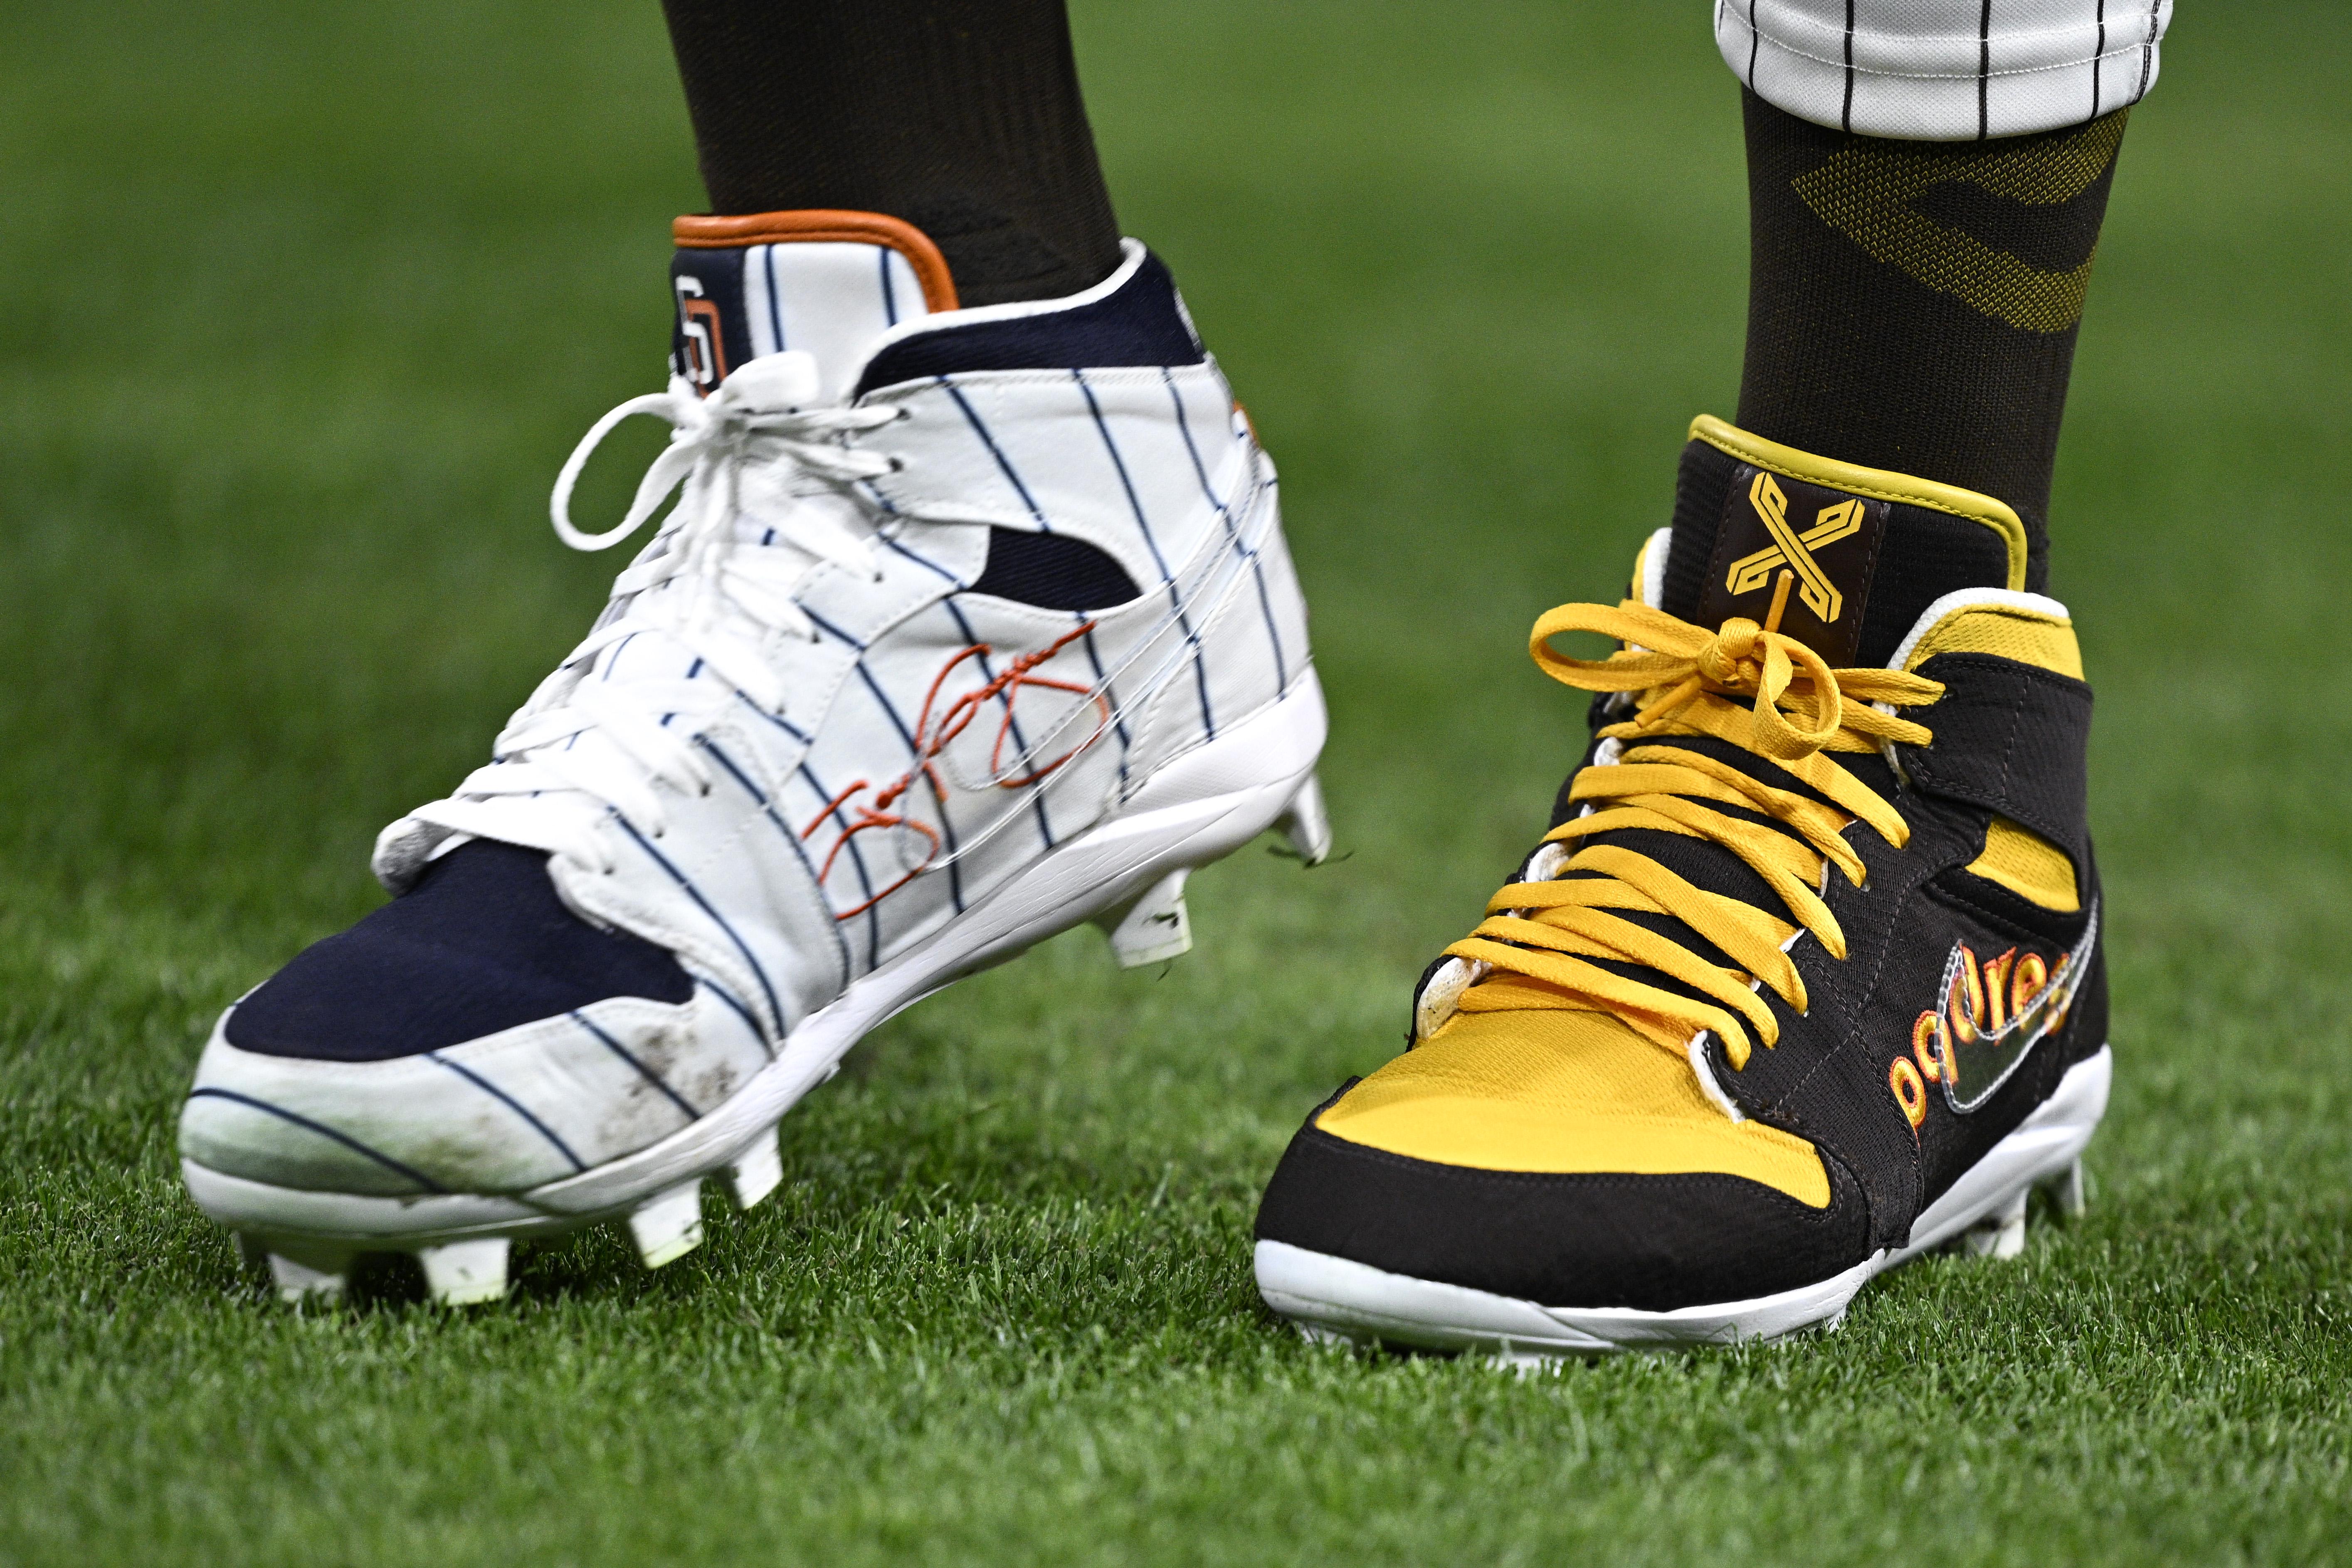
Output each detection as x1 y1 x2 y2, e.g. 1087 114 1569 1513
887 457 906 472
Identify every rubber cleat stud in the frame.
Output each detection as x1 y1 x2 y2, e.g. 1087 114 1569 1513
266 1243 352 1305
234 1232 270 1274
724 1130 784 1212
1094 869 1192 968
2048 1158 2088 1217
1958 1190 2029 1259
1276 773 1333 865
628 1180 706 1268
417 1238 511 1306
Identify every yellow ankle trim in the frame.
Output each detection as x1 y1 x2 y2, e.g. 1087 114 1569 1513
1689 415 2028 592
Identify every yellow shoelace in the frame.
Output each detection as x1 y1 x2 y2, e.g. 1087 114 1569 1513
1444 577 1946 1069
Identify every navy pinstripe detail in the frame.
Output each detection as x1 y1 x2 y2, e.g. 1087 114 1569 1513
2090 0 2106 119
762 245 786 352
881 531 963 585
610 810 787 1030
423 1051 587 1172
1841 0 1856 132
2136 0 2155 102
859 477 900 516
1165 371 1287 691
698 977 767 1053
185 1087 445 1193
943 599 1055 848
795 759 884 967
942 380 1051 528
845 658 966 912
1077 372 1173 580
878 248 899 326
1979 0 1994 141
835 647 925 748
1233 476 1288 690
802 605 866 651
796 605 969 886
738 691 811 745
601 631 640 680
1076 370 1215 740
570 1010 701 1120
1077 616 1131 790
700 735 859 981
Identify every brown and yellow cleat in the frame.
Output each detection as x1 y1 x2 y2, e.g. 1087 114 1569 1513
1254 416 2107 1358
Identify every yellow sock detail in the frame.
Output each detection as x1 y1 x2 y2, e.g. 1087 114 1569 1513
1788 111 2126 335
1968 817 2081 912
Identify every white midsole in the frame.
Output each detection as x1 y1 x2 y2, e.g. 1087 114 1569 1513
183 670 1328 1245
1254 1043 2112 1357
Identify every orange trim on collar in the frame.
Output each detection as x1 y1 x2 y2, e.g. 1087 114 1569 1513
671 210 959 314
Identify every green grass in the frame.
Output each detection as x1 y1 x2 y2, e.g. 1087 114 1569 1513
3 2 2349 1562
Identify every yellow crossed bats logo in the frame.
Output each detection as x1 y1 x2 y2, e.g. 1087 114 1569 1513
1723 473 1868 624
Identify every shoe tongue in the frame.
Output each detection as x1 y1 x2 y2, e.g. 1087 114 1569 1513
665 210 959 404
1657 416 2024 668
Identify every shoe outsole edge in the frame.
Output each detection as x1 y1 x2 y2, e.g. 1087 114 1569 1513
1255 1045 2110 1359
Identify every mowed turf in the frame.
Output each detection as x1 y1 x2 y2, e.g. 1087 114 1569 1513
2 2 2348 1562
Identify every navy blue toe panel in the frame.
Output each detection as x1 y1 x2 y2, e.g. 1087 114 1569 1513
225 841 694 1062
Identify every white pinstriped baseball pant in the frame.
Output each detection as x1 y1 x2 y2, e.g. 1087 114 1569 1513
1717 0 2174 139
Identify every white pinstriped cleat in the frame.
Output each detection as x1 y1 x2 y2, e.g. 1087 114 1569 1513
178 210 1326 1302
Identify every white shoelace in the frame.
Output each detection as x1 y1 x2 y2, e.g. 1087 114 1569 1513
404 351 903 869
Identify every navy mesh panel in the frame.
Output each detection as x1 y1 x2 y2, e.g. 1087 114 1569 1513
855 249 1203 395
967 527 1141 610
226 842 693 1062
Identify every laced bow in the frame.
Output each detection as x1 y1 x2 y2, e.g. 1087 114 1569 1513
1439 577 1945 1070
549 351 901 640
399 351 905 869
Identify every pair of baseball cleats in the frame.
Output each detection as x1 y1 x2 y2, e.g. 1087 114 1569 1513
179 212 2107 1353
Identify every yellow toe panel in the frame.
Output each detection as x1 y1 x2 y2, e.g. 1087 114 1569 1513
1316 1007 1831 1207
